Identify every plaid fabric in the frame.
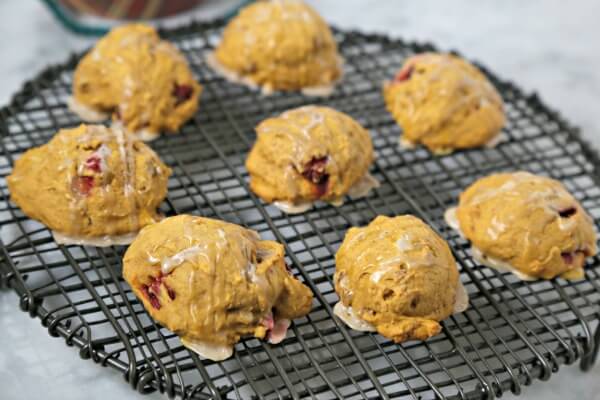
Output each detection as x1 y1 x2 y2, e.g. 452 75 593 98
60 0 204 19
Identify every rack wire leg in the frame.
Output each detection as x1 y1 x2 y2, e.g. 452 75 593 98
0 266 10 290
580 323 600 371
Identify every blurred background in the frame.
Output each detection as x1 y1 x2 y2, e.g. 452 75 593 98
0 1 599 399
1 0 598 148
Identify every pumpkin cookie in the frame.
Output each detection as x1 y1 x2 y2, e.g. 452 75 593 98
245 105 377 213
383 53 505 154
210 0 342 95
71 24 201 141
123 215 313 360
7 124 171 246
445 171 597 280
334 215 468 343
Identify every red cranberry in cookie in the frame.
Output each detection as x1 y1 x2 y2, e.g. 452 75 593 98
246 106 377 213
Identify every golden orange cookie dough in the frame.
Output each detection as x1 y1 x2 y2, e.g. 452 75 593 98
211 0 342 94
334 215 464 343
71 24 201 140
383 52 506 154
245 105 376 212
447 171 597 280
7 124 171 246
123 215 313 360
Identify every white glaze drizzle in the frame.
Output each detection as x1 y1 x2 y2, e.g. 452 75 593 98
273 200 313 214
487 216 508 240
337 273 353 300
460 172 581 233
180 337 234 361
205 51 342 98
484 133 505 149
158 244 211 275
445 206 537 281
333 302 376 332
471 247 537 281
61 124 144 241
453 279 470 313
146 222 267 294
334 278 469 333
67 96 109 122
366 229 440 284
131 128 160 142
52 230 138 247
272 171 379 214
113 124 134 196
278 106 326 168
399 137 417 149
444 207 460 231
267 318 291 344
347 172 380 199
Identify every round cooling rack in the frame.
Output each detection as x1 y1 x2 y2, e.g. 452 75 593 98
1 19 600 400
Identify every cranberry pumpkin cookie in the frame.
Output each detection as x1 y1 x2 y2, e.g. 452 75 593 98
445 172 597 280
7 124 171 246
245 106 377 213
334 215 468 343
123 215 313 361
209 0 342 95
383 53 505 154
70 24 201 141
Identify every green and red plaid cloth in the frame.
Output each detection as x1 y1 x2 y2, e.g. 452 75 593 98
59 0 204 19
42 0 253 35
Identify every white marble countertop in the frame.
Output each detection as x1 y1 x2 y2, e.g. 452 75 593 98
1 1 599 399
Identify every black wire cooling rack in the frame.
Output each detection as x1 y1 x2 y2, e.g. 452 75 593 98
1 20 600 400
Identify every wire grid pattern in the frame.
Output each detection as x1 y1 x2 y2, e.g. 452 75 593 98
1 21 600 400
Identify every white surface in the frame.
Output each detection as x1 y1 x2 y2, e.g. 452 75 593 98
1 1 600 399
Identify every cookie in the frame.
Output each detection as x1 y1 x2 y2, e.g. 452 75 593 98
245 105 377 213
7 124 171 246
383 53 505 153
446 171 597 280
71 24 201 140
334 215 467 343
123 215 313 360
210 0 342 94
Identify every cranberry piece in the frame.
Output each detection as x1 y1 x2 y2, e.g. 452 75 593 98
164 283 176 300
173 83 193 105
261 312 275 331
301 156 329 198
314 180 328 197
71 176 94 196
85 155 102 173
558 207 577 218
266 318 290 344
141 284 162 309
140 274 176 309
284 264 293 275
393 64 414 82
561 252 574 264
149 277 162 297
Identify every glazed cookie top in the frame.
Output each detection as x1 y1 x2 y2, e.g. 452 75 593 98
334 215 460 343
245 105 375 208
72 24 201 140
213 0 342 92
123 215 313 359
383 52 505 153
453 172 597 279
6 124 171 244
